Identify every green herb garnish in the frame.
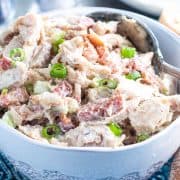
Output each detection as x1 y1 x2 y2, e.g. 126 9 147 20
1 88 8 96
41 124 61 139
99 79 118 89
137 133 150 142
108 122 123 136
50 63 67 79
52 32 65 54
125 71 141 81
10 48 25 62
121 47 136 59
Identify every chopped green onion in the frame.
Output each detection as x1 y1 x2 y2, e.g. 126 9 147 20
1 112 15 128
161 88 168 95
108 122 123 136
137 133 150 142
50 63 67 79
41 124 61 139
9 48 25 62
121 47 136 59
99 79 118 89
90 77 102 88
1 88 8 95
25 84 33 94
125 71 141 81
52 32 65 54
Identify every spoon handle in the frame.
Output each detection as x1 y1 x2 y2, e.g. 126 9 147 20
161 61 180 79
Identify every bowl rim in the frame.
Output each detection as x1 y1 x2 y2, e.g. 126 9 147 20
0 116 179 152
42 7 180 41
1 7 180 152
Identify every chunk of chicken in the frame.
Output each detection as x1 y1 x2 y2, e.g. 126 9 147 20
67 66 91 88
101 34 131 50
26 68 51 84
92 21 118 35
0 62 27 89
128 97 173 134
19 125 48 143
30 92 79 114
115 77 160 100
9 104 44 125
60 36 84 66
30 42 51 68
87 87 113 103
64 122 125 147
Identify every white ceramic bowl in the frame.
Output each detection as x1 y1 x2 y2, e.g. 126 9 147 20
0 7 180 180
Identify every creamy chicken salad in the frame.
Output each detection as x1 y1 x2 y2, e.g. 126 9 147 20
0 13 179 147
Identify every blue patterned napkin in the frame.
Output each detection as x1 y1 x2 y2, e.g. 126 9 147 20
0 152 172 180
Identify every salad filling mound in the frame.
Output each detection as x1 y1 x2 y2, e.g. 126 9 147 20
0 13 179 147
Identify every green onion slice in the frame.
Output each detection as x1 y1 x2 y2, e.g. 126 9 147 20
99 79 118 89
25 84 34 94
52 32 65 54
1 112 15 128
137 133 150 142
108 122 123 136
125 71 141 81
121 47 136 59
50 63 67 79
1 88 8 96
41 124 61 139
9 48 25 62
161 88 168 95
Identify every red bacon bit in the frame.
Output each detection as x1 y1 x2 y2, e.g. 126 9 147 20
0 57 12 70
77 96 122 121
96 46 109 65
53 81 72 97
125 60 138 72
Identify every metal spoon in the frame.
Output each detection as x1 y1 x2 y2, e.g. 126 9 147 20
86 11 180 79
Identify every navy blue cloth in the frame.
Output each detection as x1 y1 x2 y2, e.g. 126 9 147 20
0 153 29 180
0 152 172 180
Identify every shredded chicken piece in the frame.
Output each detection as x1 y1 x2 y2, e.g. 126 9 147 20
64 122 125 147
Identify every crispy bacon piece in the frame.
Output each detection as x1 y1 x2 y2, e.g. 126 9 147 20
86 33 104 47
53 80 72 97
96 46 109 65
77 96 123 121
0 57 12 71
85 32 111 65
83 38 99 62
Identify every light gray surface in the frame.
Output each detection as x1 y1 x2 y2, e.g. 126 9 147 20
120 0 179 16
